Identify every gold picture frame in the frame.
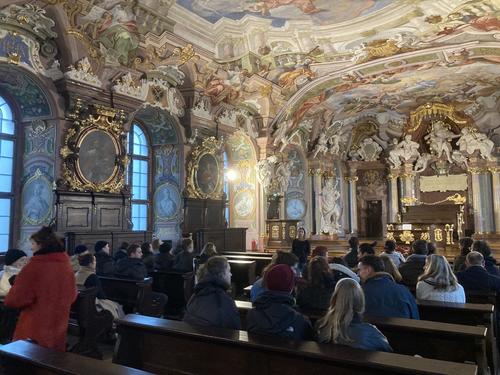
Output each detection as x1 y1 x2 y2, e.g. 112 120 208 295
185 137 224 199
60 99 127 193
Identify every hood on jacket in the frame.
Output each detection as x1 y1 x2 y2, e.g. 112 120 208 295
363 272 395 284
194 276 230 295
252 291 297 334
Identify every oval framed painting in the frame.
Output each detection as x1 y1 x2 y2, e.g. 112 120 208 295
286 198 306 219
234 190 255 219
77 129 119 185
195 153 220 196
154 182 181 221
22 169 52 225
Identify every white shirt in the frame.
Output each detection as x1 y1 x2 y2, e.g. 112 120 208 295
416 278 465 303
381 251 406 267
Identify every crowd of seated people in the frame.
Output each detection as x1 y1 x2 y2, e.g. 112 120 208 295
3 227 500 361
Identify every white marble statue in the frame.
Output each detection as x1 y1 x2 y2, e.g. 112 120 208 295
275 160 292 193
414 153 432 173
457 127 495 160
452 150 469 169
256 155 278 192
313 133 329 158
388 135 420 168
424 121 459 163
320 179 342 235
328 134 341 156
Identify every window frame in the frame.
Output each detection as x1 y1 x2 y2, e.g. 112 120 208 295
127 121 152 232
0 94 17 250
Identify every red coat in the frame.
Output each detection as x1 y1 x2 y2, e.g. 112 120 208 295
4 252 77 351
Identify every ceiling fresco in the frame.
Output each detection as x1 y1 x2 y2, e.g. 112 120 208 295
175 0 393 27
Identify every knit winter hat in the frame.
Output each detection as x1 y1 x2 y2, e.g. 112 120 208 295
5 249 27 266
264 264 295 293
94 241 109 253
74 244 88 255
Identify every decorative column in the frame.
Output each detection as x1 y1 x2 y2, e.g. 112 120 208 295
345 167 358 234
400 163 417 206
469 162 495 235
489 166 500 234
387 168 400 223
309 168 323 235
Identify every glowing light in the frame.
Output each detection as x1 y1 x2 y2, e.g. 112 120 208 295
225 169 239 181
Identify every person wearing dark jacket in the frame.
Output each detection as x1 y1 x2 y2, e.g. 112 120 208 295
141 242 155 273
360 255 419 319
173 238 195 272
247 264 313 340
473 240 500 276
456 251 500 293
183 256 240 330
297 256 336 310
453 237 474 273
398 239 428 289
94 240 114 276
155 241 174 271
343 237 359 268
291 227 310 275
113 242 129 262
114 244 147 280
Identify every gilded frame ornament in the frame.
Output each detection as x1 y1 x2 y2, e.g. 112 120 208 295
185 137 224 199
60 99 127 193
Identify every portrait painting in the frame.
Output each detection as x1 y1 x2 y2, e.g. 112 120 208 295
22 170 52 225
195 153 220 195
78 129 118 184
154 183 181 220
234 190 255 218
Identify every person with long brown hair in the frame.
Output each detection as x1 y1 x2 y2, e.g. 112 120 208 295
297 256 335 310
416 254 465 303
317 278 392 352
4 226 76 351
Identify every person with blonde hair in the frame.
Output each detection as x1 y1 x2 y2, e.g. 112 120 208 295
416 254 465 303
317 278 392 352
380 255 403 283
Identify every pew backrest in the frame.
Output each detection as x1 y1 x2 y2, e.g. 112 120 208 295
0 340 152 374
113 314 477 375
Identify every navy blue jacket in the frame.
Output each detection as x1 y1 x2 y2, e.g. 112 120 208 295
183 276 240 330
456 266 500 293
484 256 500 277
362 273 419 319
95 251 114 276
114 257 147 281
317 314 393 352
247 291 313 340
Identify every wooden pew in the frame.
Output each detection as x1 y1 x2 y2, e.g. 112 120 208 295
68 287 113 359
417 300 497 375
151 270 194 317
113 314 477 375
0 297 18 344
228 260 256 297
98 276 166 317
235 301 489 374
222 253 272 277
222 251 271 258
0 340 152 375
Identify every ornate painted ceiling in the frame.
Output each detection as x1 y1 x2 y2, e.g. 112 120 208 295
1 0 500 158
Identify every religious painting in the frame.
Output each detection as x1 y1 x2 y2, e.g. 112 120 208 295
22 169 52 225
286 197 306 219
185 137 224 199
60 102 127 193
154 182 181 220
196 153 220 195
234 190 255 218
177 0 392 27
77 129 118 184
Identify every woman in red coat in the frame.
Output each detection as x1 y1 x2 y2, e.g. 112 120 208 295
5 226 77 351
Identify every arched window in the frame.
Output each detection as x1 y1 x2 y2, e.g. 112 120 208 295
128 123 150 231
0 95 15 250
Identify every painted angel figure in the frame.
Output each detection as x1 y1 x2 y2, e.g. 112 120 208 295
275 160 292 193
328 134 341 156
313 133 329 158
245 0 322 16
256 155 278 192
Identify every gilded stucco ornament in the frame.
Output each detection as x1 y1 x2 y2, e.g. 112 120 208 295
64 57 102 88
60 100 127 193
